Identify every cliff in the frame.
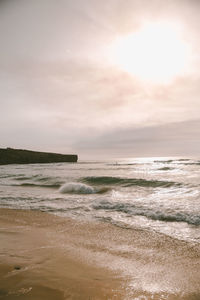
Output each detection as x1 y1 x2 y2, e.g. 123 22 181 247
0 148 78 165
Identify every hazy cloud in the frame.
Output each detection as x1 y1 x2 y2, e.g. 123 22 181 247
0 0 200 158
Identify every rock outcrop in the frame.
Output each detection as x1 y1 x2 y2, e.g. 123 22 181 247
0 148 78 165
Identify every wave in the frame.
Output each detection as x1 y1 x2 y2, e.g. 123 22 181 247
59 182 109 194
82 176 180 188
177 159 190 161
59 182 95 194
12 183 61 188
93 201 200 226
107 163 138 166
0 174 14 179
154 160 174 163
158 167 173 171
154 159 200 166
15 175 58 182
15 176 34 181
155 159 192 163
183 162 200 166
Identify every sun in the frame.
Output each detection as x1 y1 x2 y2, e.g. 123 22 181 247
109 22 190 84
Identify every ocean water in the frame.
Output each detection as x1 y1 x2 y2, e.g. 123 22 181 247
0 157 200 243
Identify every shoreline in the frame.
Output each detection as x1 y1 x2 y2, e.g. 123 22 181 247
0 208 200 299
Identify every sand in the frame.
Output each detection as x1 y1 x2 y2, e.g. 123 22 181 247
0 208 200 299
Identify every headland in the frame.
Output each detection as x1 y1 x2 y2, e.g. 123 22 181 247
0 148 78 165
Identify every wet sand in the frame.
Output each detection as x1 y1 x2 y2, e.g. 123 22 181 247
0 208 200 299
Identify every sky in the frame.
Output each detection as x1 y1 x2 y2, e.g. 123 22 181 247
0 0 200 159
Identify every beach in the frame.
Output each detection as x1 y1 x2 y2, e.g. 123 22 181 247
0 208 125 300
1 0 200 298
0 208 200 300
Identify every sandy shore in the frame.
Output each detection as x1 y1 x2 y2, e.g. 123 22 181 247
0 208 200 299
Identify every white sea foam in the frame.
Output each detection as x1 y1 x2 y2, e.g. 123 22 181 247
59 182 95 194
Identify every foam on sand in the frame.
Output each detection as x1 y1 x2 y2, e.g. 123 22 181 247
1 208 200 299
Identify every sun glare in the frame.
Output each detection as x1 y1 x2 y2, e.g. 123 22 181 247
110 22 191 84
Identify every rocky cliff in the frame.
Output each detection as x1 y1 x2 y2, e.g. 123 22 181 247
0 148 78 165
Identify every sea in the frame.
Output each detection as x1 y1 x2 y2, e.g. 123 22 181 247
0 157 200 244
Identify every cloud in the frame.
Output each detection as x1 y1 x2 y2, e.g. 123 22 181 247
0 0 199 157
73 119 200 158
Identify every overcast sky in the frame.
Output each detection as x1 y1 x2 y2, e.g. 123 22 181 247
0 0 200 159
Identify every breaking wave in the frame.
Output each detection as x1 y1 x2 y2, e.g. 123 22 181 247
93 200 200 226
59 182 95 194
59 182 109 194
82 176 180 188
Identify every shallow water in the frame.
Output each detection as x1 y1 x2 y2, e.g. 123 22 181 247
0 156 200 243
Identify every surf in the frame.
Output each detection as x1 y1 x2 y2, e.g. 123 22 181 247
82 176 181 188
